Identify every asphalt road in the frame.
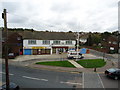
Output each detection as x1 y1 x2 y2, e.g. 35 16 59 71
99 73 119 88
89 49 119 62
2 65 82 88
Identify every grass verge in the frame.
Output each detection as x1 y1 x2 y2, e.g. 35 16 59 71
76 59 106 68
36 61 75 68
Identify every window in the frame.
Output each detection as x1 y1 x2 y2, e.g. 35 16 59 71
53 40 60 44
66 40 72 45
113 41 117 44
17 37 21 40
108 41 111 44
2 38 5 42
28 40 36 44
42 40 50 45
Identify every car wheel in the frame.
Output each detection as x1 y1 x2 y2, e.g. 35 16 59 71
114 76 118 80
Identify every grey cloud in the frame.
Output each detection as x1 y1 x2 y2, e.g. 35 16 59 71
0 0 118 33
1 2 21 13
8 15 29 24
106 25 118 31
51 2 77 13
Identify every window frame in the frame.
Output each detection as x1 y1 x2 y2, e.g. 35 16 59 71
42 40 50 45
66 40 72 45
53 40 60 45
28 40 36 45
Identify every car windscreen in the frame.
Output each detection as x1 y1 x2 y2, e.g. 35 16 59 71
107 68 118 72
8 53 14 56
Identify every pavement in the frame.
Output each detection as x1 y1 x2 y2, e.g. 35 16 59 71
1 53 118 73
7 53 104 62
9 53 67 62
1 52 118 73
68 60 83 68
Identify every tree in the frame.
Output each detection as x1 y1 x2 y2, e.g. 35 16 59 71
112 31 119 36
101 31 111 39
68 31 72 33
85 32 92 46
85 33 102 46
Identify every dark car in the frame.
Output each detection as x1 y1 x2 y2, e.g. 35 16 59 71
8 53 16 59
1 82 19 90
105 68 120 80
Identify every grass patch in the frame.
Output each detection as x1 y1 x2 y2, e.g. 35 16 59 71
76 59 106 68
36 61 75 68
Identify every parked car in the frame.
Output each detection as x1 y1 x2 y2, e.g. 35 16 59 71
1 82 19 90
8 53 16 59
105 68 120 80
67 50 84 59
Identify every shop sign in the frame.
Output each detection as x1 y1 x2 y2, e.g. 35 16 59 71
32 47 46 49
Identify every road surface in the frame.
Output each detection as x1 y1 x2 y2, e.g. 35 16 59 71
2 64 82 88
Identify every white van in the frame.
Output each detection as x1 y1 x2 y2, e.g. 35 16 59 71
67 50 84 59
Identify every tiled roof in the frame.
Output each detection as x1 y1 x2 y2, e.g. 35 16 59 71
2 30 76 40
22 31 76 40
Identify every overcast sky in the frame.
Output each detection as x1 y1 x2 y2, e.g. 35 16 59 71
0 0 119 32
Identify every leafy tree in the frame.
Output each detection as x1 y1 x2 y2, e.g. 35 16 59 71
85 33 102 46
112 31 119 36
101 31 111 39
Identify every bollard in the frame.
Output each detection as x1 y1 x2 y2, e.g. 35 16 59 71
94 68 97 72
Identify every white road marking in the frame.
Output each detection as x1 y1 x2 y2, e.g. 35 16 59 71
0 72 14 76
22 76 48 81
60 81 82 85
82 72 84 88
97 73 104 88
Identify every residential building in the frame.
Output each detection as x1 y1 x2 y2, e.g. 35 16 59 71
2 31 23 57
79 34 89 44
102 35 119 53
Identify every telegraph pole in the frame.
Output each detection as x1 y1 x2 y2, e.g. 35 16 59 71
2 9 9 89
76 32 79 61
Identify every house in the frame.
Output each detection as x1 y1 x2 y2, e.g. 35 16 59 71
20 31 76 55
102 35 119 53
2 31 23 57
79 34 89 44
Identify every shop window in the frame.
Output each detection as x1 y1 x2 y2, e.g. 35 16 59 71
113 41 117 44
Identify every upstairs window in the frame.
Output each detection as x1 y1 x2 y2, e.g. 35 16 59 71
109 41 111 44
42 40 50 45
113 41 117 44
28 40 36 45
53 40 60 45
66 40 72 45
17 37 21 40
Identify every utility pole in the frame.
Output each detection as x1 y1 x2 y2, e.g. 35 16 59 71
2 9 9 89
76 32 79 61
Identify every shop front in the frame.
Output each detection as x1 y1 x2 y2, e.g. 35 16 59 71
32 47 51 55
52 46 68 54
23 46 51 55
